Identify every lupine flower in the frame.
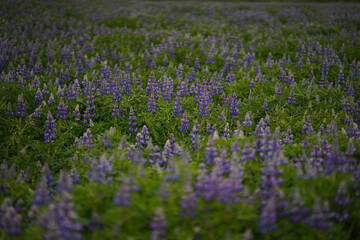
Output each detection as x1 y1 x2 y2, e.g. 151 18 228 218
31 106 42 119
33 177 51 206
334 181 350 207
73 105 81 120
223 123 231 139
243 112 253 127
173 93 183 117
0 198 22 235
56 97 68 120
274 84 282 95
147 94 157 113
112 103 120 117
128 106 138 136
37 194 82 240
88 155 113 184
285 188 309 223
47 93 56 105
218 110 226 121
190 120 201 151
306 198 333 230
101 131 112 149
56 170 73 193
135 125 150 150
287 88 296 105
70 166 81 185
216 147 230 175
198 90 210 117
15 94 26 118
35 88 44 104
180 174 197 218
180 113 189 134
150 208 167 240
259 198 277 235
229 93 240 117
205 137 217 166
263 98 269 111
5 102 13 116
44 111 56 144
176 64 184 79
82 129 94 149
113 176 139 206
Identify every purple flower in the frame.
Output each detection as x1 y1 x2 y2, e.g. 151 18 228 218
0 198 22 235
30 106 42 119
44 111 56 144
223 123 231 139
180 113 189 134
47 93 56 105
82 129 94 149
229 93 240 118
306 198 333 230
73 105 81 120
205 137 217 166
101 131 112 149
243 112 253 127
135 125 150 150
15 94 26 118
56 170 73 193
334 181 350 207
190 120 201 151
128 107 138 136
35 88 44 104
112 103 120 117
5 102 13 116
285 188 309 223
287 88 296 105
56 97 68 120
88 155 113 184
259 198 277 235
33 177 51 206
173 93 183 118
37 195 82 240
198 90 210 118
218 110 226 121
147 94 157 113
150 208 167 240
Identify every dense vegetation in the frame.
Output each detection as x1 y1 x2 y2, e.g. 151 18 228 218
0 0 360 239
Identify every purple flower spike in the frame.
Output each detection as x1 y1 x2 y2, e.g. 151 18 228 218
44 111 56 144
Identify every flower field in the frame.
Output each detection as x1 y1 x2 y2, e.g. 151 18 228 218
0 0 360 239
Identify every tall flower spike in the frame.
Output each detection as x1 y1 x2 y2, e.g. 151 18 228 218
15 94 26 118
223 123 231 140
180 112 189 134
218 110 226 121
44 111 56 144
112 103 120 117
243 112 253 127
259 198 277 235
47 93 56 105
150 208 167 240
287 87 296 105
128 107 138 136
173 92 183 118
147 94 157 113
73 105 81 120
0 198 22 235
56 97 68 120
5 102 13 116
82 129 94 149
135 125 150 150
263 98 269 111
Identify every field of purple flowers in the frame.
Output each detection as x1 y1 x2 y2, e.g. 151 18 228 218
1 0 360 239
